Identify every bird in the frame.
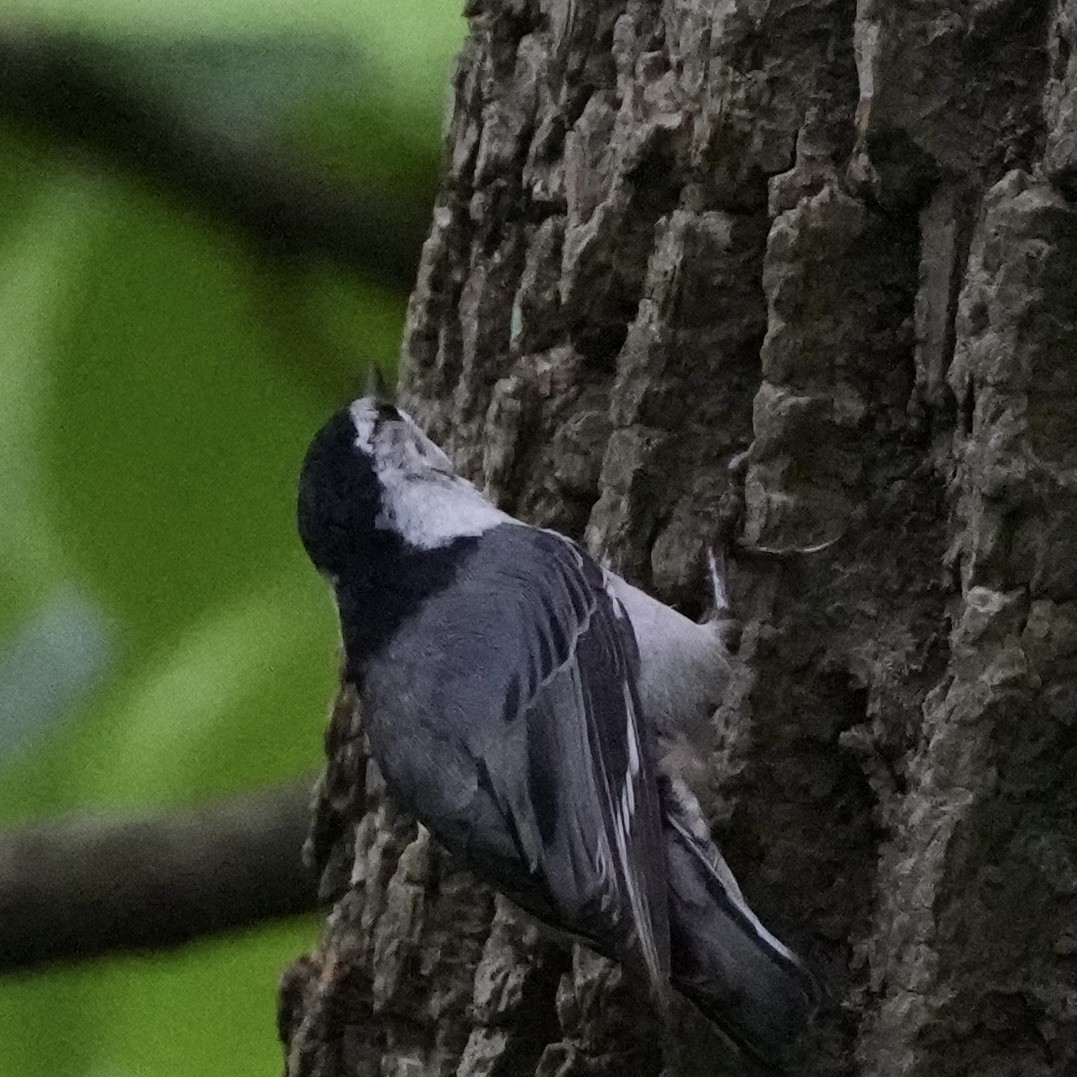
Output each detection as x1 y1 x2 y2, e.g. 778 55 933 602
296 395 819 1063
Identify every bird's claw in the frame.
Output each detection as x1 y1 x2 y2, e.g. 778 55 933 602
734 532 844 557
726 445 752 475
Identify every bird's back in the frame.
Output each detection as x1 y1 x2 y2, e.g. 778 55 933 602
357 522 672 993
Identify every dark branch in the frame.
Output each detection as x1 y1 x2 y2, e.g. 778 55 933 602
0 777 320 973
0 34 430 291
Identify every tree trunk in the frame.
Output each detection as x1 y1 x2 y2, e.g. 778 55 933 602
280 2 1077 1074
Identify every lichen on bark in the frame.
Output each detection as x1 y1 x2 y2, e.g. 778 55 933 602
281 2 1077 1074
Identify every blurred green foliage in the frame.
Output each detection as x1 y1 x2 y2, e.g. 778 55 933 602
0 0 463 1073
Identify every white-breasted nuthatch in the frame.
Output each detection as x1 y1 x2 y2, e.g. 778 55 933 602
297 397 819 1063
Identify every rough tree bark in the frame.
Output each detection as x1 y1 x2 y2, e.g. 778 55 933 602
280 2 1077 1074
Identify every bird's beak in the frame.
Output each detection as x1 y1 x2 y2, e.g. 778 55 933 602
364 362 394 401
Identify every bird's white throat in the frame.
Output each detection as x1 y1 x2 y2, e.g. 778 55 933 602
349 398 511 550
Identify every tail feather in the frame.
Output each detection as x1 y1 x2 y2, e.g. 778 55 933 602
665 813 820 1063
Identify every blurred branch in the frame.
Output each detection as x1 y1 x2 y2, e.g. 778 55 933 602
0 33 429 291
0 776 320 973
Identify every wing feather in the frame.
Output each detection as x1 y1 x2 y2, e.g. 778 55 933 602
360 524 670 994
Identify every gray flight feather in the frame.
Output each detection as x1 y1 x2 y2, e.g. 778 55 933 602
661 776 820 1056
359 523 671 998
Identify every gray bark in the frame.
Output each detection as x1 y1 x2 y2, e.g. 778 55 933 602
281 2 1077 1074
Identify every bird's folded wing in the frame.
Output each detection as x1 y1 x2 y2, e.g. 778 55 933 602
363 524 670 994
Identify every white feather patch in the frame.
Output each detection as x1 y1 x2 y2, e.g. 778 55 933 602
348 398 511 550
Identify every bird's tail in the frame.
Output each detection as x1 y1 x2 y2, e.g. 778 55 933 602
665 812 821 1064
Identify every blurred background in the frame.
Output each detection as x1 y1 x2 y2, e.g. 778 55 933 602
0 1 463 1073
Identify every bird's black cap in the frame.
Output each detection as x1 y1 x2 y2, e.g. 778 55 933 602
297 408 381 578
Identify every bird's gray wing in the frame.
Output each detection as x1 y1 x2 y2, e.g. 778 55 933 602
662 777 820 1062
361 524 670 994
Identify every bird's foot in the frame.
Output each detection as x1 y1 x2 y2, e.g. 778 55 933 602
734 533 844 557
722 441 845 557
727 444 752 475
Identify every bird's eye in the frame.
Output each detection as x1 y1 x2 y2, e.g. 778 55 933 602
375 402 400 422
